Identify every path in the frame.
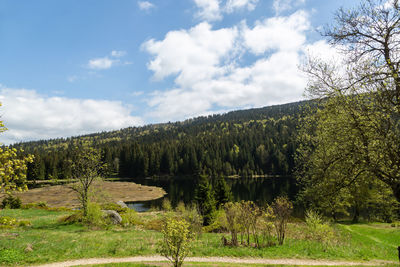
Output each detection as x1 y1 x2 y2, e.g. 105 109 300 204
34 256 396 267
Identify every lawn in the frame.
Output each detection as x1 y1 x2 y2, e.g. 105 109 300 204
0 209 399 266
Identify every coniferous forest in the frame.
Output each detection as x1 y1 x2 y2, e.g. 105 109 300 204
12 101 306 181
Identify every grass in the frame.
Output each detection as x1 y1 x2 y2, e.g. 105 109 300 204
0 209 399 266
84 263 400 267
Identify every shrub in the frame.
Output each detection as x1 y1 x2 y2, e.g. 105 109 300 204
223 202 242 246
162 198 172 211
101 202 129 213
304 210 335 244
145 218 164 231
181 205 203 236
83 202 107 227
272 196 293 245
1 195 21 209
175 201 186 214
121 209 142 227
0 216 17 227
204 209 227 233
157 217 194 267
18 220 32 227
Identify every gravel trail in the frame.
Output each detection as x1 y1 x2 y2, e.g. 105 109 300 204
33 256 395 267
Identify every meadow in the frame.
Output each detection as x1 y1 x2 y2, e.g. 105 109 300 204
0 208 399 266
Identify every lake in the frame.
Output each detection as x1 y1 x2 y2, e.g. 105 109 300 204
126 176 298 212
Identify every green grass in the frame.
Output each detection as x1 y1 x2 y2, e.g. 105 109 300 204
0 209 399 266
85 263 399 267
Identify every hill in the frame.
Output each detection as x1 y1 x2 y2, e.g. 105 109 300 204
12 100 308 180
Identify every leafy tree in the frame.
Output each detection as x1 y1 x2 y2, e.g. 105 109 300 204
157 217 194 267
0 104 33 193
299 0 400 213
272 196 292 245
70 146 104 217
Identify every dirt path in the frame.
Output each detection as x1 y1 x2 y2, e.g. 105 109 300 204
34 256 395 267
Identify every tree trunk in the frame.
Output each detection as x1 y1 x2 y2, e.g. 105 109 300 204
352 205 360 224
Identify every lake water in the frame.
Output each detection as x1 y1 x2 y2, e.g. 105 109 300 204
126 176 298 212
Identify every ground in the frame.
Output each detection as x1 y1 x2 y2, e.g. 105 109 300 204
0 181 166 208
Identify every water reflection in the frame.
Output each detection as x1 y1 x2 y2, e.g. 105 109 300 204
127 176 297 212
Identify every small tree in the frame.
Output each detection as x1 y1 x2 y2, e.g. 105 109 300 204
223 202 241 246
213 176 232 209
0 103 33 194
158 217 194 267
194 175 215 225
70 146 104 217
272 196 293 245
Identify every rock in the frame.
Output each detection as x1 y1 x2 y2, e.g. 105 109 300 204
25 243 33 253
102 210 122 224
116 200 128 209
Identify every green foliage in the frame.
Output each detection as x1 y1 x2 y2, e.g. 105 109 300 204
0 216 17 227
213 176 232 209
272 196 293 245
70 146 105 217
194 175 216 226
0 103 33 193
121 209 142 227
162 198 172 212
101 202 129 213
1 194 21 209
83 202 108 227
0 248 24 265
179 205 203 236
157 216 195 267
304 210 335 244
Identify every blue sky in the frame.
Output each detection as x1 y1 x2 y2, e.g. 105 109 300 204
0 0 358 144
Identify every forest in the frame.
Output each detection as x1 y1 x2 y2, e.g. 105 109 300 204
13 101 306 181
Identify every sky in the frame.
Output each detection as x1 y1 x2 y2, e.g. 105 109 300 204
0 0 358 144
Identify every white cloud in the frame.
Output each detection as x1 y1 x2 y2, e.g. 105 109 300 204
87 51 129 70
225 0 259 13
193 0 260 21
87 57 115 70
273 0 305 14
111 50 127 57
243 10 310 54
142 11 318 122
142 22 238 87
138 1 155 11
194 0 222 21
0 86 143 144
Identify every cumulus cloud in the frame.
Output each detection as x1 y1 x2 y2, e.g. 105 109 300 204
142 11 318 122
138 1 155 11
88 57 115 70
193 0 259 21
243 10 310 54
0 86 143 144
111 50 127 57
225 0 259 13
193 0 222 21
87 51 130 70
273 0 306 14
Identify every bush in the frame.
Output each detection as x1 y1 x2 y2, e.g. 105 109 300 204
304 210 335 244
0 216 17 227
181 205 203 236
121 209 142 227
1 195 21 209
144 218 164 231
21 202 48 210
204 209 227 233
83 202 107 227
162 198 172 211
272 196 293 245
101 202 129 213
157 217 194 267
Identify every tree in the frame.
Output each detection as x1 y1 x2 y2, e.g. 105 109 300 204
299 0 400 212
0 104 33 193
213 176 232 209
70 146 104 217
157 217 194 267
272 196 292 245
194 175 216 225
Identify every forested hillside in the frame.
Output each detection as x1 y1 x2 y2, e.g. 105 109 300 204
12 101 307 180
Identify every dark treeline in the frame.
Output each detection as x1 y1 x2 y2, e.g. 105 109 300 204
12 101 306 181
